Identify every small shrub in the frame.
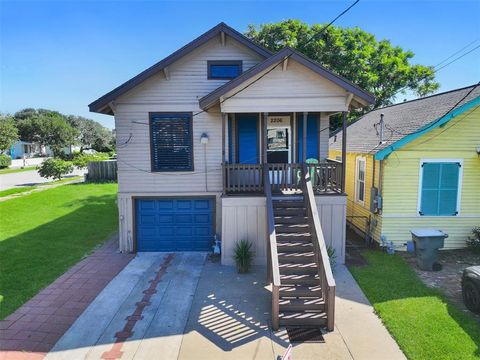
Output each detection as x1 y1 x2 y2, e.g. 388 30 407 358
233 240 254 273
0 154 11 168
467 227 480 253
38 158 73 180
72 152 110 169
327 246 337 271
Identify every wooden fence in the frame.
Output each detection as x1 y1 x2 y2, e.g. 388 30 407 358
87 160 117 182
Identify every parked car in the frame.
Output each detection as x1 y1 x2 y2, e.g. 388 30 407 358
462 266 480 314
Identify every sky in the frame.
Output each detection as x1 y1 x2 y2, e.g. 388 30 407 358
1 0 479 129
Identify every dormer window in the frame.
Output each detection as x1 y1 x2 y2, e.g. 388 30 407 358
207 60 242 79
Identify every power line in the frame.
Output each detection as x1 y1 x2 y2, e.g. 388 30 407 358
392 43 480 99
118 0 360 147
434 39 479 68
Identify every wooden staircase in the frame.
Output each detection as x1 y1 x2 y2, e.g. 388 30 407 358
273 197 327 328
265 164 336 331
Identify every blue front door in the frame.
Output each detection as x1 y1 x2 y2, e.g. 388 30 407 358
135 198 214 251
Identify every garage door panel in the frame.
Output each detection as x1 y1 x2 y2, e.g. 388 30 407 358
139 214 156 225
136 198 214 252
176 214 193 223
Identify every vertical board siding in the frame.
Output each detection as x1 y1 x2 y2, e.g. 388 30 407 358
114 36 263 195
221 196 346 266
381 106 480 249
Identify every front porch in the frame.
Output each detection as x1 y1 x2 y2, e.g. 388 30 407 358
220 112 347 196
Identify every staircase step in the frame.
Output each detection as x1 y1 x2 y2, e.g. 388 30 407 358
276 233 311 242
273 201 305 208
279 311 327 327
278 252 315 263
279 298 325 312
279 285 322 297
280 274 320 286
274 216 309 224
279 263 317 275
275 224 309 233
277 242 313 252
274 208 306 216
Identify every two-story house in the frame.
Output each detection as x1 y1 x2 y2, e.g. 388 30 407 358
89 22 374 330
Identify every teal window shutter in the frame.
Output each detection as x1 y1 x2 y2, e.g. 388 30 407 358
420 162 460 216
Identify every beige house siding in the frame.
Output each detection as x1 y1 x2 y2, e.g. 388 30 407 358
221 195 347 266
221 60 349 113
113 36 264 195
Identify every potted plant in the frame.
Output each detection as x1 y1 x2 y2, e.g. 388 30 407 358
233 239 254 273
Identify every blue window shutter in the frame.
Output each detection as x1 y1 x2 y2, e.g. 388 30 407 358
237 114 258 164
438 163 459 215
420 162 459 216
228 116 233 163
297 113 319 162
150 113 193 171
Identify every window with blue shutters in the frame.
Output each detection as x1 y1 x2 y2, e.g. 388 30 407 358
150 113 193 172
419 161 461 216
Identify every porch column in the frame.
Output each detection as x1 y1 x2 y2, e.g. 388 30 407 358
221 113 227 163
221 112 227 193
302 112 308 163
262 112 268 164
341 111 347 194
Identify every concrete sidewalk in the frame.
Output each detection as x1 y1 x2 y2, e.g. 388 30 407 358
45 255 405 360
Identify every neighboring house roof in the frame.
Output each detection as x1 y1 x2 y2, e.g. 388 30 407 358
330 84 480 160
89 22 272 115
199 47 375 110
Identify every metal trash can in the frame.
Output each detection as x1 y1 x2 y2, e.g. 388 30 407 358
411 229 448 271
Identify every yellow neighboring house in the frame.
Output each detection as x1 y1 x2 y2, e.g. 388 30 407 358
330 84 480 249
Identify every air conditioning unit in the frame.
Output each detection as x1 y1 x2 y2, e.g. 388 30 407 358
370 187 382 213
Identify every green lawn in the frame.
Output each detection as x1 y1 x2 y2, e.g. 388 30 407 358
350 251 480 360
0 183 118 319
0 166 38 174
0 176 83 198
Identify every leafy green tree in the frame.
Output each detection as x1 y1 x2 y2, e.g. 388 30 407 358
38 158 73 180
246 20 439 109
14 109 78 157
0 115 19 153
67 115 114 152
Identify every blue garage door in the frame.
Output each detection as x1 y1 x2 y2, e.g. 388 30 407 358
136 198 214 251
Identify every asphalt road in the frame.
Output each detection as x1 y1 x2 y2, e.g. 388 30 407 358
0 169 86 191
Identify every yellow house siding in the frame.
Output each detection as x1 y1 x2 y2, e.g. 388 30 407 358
329 150 382 242
380 105 480 249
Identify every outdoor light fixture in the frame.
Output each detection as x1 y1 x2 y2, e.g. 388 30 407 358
200 133 209 144
476 146 480 155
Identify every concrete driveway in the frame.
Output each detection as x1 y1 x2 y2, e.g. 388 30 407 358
46 253 405 360
0 169 85 190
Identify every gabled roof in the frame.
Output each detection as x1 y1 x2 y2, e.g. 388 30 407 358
89 22 272 115
199 47 375 110
329 84 480 159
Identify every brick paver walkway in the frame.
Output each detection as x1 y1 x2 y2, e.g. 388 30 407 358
0 237 134 360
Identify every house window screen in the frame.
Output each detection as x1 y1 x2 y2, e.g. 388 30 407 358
150 113 193 171
356 157 366 203
208 61 242 79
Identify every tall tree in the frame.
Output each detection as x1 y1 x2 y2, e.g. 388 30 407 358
67 115 114 152
14 108 78 157
0 115 19 153
246 20 439 109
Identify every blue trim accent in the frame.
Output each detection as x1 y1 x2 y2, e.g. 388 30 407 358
374 95 480 160
228 116 233 163
237 114 258 164
297 113 319 162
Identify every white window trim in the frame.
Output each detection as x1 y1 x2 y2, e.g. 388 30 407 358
417 158 463 217
355 156 366 205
